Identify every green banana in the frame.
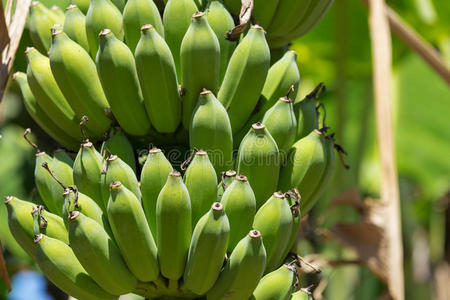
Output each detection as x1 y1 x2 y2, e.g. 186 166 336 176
50 5 66 20
140 147 173 239
252 0 280 29
5 196 67 258
101 154 141 208
293 85 321 140
183 202 229 295
73 140 105 211
34 234 117 300
123 0 164 53
250 264 297 300
266 0 313 38
261 96 297 154
28 1 64 53
49 30 111 137
216 169 236 201
217 25 270 133
253 192 292 272
162 0 198 82
101 127 136 173
13 73 79 150
180 11 220 129
135 24 181 133
183 150 218 227
85 0 123 58
206 230 266 300
68 211 138 295
26 47 83 142
97 29 151 136
70 0 90 14
220 174 256 252
189 89 233 174
32 205 69 243
278 130 327 213
290 289 313 300
108 181 159 282
156 170 191 281
205 0 236 84
64 4 90 52
236 123 280 209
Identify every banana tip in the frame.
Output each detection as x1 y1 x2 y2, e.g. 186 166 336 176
200 88 211 95
141 24 153 31
252 122 265 130
170 170 181 177
99 29 112 37
107 154 118 162
192 11 205 18
68 210 80 220
110 181 122 189
34 234 43 244
4 196 13 204
52 29 63 36
236 174 247 182
66 4 78 10
274 191 284 198
249 230 261 239
211 202 223 211
149 147 161 154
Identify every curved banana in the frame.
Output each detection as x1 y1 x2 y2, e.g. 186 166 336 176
220 174 256 252
108 181 159 282
236 123 280 209
290 289 313 300
101 154 140 206
97 29 151 136
183 150 218 227
46 149 74 214
64 4 90 52
218 25 270 133
183 202 229 295
253 192 292 272
85 0 123 58
156 170 191 281
26 47 83 142
68 211 138 295
140 147 173 239
216 169 236 201
189 89 233 174
28 1 64 53
252 0 280 29
34 234 117 300
70 0 90 14
13 73 79 149
49 30 111 137
135 24 181 133
100 127 136 173
278 130 327 212
250 264 297 300
206 230 266 300
266 0 313 38
180 12 220 129
73 140 105 211
123 0 164 53
205 0 236 84
261 96 297 154
31 149 59 214
293 90 319 140
162 0 198 82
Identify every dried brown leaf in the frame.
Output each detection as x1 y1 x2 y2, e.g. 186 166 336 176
226 0 253 41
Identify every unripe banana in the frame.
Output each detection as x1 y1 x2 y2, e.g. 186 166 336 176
96 29 151 136
290 289 313 300
220 175 255 252
205 0 236 84
250 264 297 300
70 0 90 14
50 5 65 20
123 0 164 53
108 181 159 282
101 154 141 208
156 170 191 280
13 73 79 149
206 230 266 300
68 211 138 295
73 140 105 211
236 123 280 209
34 234 117 300
261 96 297 154
49 31 111 137
180 12 220 129
35 152 59 214
189 89 233 174
252 0 280 29
163 0 198 82
101 127 136 173
293 91 319 140
135 24 181 133
140 147 173 239
184 150 218 227
32 205 69 243
26 47 83 142
85 0 123 58
216 169 236 201
218 25 270 133
278 130 327 212
253 192 292 272
183 202 229 295
28 1 64 53
64 4 90 52
266 0 312 38
5 196 67 258
45 150 74 214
